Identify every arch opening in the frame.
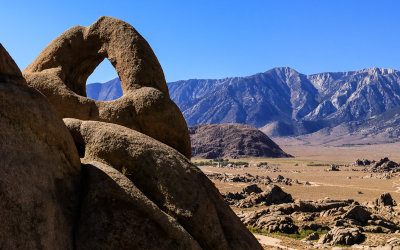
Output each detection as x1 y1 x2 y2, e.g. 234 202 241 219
85 58 122 101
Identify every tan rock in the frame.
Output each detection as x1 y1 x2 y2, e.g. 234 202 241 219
77 160 201 250
64 118 262 250
0 44 81 249
23 16 191 158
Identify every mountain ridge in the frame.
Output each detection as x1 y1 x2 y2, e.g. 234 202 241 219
86 66 400 144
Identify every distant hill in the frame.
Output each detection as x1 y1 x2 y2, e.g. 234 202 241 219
189 123 292 159
87 67 400 144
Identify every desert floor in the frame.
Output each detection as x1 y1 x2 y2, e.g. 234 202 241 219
194 141 400 249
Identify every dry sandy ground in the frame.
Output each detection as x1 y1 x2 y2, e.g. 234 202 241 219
276 138 400 162
194 142 400 249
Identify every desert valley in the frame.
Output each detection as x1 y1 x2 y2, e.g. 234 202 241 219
2 1 400 249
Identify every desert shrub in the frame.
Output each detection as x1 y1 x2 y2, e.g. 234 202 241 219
307 162 330 166
247 226 328 240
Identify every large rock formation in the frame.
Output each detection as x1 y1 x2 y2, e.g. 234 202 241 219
65 118 261 249
0 44 81 249
318 227 364 246
189 123 292 159
0 17 261 249
77 161 201 249
23 16 191 158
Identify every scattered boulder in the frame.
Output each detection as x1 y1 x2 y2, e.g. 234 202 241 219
206 172 294 186
304 232 319 241
355 159 372 166
320 207 347 217
368 214 399 232
326 165 340 171
242 184 263 195
376 193 396 206
23 16 191 158
0 44 81 249
355 159 364 166
300 223 329 232
340 205 372 224
256 214 298 234
225 184 293 208
367 157 400 173
364 159 372 165
318 227 364 245
241 211 298 234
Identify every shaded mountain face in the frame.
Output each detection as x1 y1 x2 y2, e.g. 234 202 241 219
189 123 292 159
87 78 122 101
87 67 400 141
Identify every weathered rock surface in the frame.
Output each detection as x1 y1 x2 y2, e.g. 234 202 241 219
235 190 400 245
64 118 261 249
77 161 201 250
224 184 293 208
318 226 364 245
241 210 298 234
189 123 292 159
207 172 296 186
304 232 319 241
242 184 263 195
0 44 81 249
376 192 397 206
23 16 191 158
3 17 262 249
341 205 372 224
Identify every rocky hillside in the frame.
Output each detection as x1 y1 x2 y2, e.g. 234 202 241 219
88 67 400 142
190 123 292 159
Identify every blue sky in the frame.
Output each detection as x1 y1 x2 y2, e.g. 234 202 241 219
1 0 399 83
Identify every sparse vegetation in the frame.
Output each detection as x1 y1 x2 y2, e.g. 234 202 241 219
121 166 128 175
247 226 328 240
193 159 249 167
307 162 331 166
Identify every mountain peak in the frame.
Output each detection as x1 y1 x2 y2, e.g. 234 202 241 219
358 67 397 75
87 67 400 143
268 66 299 74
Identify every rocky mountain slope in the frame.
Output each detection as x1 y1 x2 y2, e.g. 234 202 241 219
86 77 122 101
168 67 400 138
87 67 400 143
190 123 292 159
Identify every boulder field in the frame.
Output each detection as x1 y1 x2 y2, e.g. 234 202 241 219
0 17 261 249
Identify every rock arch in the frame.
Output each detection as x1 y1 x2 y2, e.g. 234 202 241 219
23 16 191 158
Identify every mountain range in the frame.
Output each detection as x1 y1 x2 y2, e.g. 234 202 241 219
86 77 122 101
86 67 400 145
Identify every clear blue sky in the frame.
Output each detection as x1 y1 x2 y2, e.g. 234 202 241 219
1 0 399 83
